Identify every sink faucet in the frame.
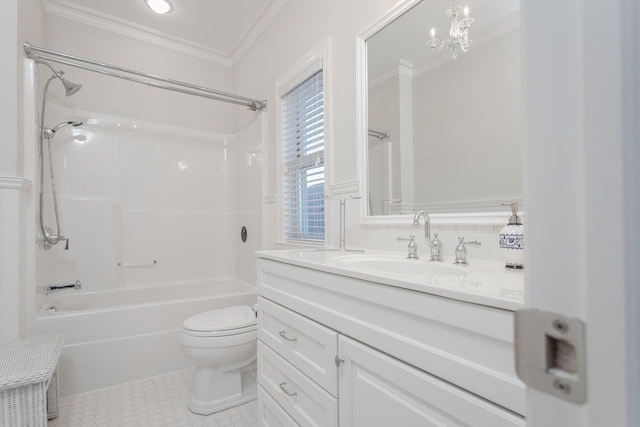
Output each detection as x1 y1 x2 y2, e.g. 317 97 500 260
46 280 82 295
412 210 442 261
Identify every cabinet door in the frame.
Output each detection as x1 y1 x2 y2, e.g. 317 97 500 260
338 336 525 427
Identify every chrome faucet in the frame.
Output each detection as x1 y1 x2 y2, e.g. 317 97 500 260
453 236 481 265
46 280 82 295
412 210 442 261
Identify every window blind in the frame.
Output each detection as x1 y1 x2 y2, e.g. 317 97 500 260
282 70 325 242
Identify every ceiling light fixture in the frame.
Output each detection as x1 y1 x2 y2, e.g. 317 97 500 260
144 0 173 15
427 0 474 59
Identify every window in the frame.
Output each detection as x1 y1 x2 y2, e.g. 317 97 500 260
282 70 325 242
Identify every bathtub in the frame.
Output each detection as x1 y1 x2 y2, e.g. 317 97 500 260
35 279 257 397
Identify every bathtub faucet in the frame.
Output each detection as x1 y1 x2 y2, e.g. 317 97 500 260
46 280 82 295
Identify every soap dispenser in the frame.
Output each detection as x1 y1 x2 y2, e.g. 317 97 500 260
499 202 524 269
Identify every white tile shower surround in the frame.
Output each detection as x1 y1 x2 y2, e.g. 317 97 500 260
48 368 257 427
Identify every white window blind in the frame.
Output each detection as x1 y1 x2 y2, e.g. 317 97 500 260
282 69 325 242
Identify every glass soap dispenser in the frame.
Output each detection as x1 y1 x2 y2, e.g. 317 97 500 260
499 202 524 269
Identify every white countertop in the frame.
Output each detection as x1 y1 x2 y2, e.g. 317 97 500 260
256 249 525 311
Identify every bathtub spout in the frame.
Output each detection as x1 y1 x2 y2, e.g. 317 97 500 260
46 280 82 294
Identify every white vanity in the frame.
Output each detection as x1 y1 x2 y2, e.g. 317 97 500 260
255 249 525 426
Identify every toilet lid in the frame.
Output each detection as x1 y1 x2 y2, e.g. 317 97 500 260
183 305 256 333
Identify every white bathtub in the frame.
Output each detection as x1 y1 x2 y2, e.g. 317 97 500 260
35 279 257 397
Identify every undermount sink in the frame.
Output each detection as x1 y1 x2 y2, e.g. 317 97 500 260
336 254 467 278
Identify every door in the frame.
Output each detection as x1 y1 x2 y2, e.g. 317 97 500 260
522 0 639 425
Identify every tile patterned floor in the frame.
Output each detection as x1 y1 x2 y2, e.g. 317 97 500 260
48 369 257 427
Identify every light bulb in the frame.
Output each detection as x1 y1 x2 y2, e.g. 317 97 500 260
144 0 173 15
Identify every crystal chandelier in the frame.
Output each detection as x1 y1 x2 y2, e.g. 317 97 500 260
427 1 474 59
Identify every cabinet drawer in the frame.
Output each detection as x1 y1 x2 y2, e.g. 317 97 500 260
257 385 298 427
258 341 338 427
258 296 338 396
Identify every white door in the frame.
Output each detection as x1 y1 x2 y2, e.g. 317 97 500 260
522 0 639 425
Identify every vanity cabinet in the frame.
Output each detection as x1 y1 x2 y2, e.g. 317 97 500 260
256 256 525 427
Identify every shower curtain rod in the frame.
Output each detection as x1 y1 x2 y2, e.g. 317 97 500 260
23 42 267 111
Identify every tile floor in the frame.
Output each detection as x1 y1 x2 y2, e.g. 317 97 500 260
48 368 257 427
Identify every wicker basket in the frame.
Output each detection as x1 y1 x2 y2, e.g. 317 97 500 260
0 334 64 427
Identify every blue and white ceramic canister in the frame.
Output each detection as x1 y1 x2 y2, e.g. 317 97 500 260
499 202 524 269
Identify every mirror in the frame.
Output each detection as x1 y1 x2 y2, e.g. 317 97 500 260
364 0 522 217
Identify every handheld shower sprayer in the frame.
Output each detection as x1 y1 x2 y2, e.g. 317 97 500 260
43 121 84 139
36 61 85 250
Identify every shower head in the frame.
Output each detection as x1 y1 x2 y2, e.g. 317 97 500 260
39 61 83 96
60 76 82 97
43 121 84 139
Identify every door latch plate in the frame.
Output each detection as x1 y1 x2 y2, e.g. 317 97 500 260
515 309 586 404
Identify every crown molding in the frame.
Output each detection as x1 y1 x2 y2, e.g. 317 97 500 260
44 0 233 67
0 177 33 191
44 0 288 67
231 0 289 65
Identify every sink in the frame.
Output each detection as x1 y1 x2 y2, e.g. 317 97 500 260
336 254 467 279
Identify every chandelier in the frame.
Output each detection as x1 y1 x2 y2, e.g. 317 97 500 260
427 1 474 59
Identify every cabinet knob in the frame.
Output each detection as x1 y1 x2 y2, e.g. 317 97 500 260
335 355 345 367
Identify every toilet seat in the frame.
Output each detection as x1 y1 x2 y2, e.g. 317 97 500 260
182 324 257 338
182 305 257 337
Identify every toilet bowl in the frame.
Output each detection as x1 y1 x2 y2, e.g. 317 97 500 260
180 305 257 415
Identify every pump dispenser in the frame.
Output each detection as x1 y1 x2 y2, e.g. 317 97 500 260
499 202 524 269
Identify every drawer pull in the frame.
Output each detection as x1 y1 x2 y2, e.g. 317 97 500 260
279 330 298 342
279 382 297 397
335 355 345 367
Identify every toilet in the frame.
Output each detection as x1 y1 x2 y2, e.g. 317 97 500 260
180 305 257 415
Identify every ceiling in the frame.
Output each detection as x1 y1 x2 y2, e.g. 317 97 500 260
44 0 286 65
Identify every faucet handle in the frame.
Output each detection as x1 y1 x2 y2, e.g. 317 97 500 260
454 236 481 265
429 232 443 262
463 237 481 248
397 234 419 259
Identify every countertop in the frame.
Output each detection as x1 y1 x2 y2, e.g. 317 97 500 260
256 249 525 311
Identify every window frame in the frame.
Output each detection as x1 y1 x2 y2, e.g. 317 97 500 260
275 39 332 246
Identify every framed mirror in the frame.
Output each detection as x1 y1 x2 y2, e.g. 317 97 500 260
358 0 522 224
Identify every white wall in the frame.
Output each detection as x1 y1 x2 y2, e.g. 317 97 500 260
229 114 265 286
412 30 522 205
0 0 43 339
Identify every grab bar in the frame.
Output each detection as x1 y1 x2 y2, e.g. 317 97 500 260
117 260 157 268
